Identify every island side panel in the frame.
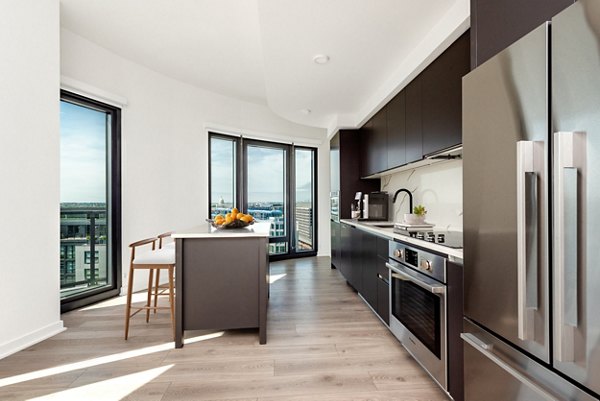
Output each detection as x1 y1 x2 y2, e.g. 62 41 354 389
182 237 260 331
259 237 268 344
175 238 184 348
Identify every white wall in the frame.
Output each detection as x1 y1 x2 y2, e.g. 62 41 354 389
317 141 330 256
60 29 329 292
0 0 64 358
381 160 463 231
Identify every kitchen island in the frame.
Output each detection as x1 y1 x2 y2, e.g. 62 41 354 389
172 222 270 347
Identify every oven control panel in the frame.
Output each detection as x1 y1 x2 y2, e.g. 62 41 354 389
405 249 418 266
389 240 446 283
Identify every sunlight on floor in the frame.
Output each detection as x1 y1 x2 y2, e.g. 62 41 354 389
27 365 173 401
79 293 148 311
0 332 224 388
269 273 287 284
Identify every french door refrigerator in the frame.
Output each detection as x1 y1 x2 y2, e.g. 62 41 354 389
462 1 600 400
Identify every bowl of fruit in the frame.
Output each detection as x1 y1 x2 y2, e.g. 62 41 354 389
211 207 255 229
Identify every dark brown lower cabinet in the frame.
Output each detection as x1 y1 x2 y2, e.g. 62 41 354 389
447 260 464 401
338 224 390 325
340 223 352 280
376 274 390 325
349 225 363 293
330 220 340 269
360 233 378 308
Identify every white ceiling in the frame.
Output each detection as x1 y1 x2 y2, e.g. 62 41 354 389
60 0 469 132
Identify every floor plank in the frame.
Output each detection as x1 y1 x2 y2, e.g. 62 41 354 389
0 256 447 401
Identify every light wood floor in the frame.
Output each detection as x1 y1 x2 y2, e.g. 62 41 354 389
0 256 447 401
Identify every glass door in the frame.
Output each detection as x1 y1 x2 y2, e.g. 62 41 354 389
243 140 289 256
60 91 121 312
209 133 317 260
293 147 316 253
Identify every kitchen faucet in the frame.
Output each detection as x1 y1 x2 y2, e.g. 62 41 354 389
392 188 413 213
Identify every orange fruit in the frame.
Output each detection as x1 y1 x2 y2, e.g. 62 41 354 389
236 213 244 220
240 215 253 223
226 213 231 219
231 207 239 215
225 216 233 224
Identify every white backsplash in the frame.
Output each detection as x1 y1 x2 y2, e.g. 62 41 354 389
381 159 463 231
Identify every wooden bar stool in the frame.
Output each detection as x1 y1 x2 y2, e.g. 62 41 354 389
124 237 176 340
152 231 175 315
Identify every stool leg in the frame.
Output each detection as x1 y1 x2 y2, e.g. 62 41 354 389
168 266 175 340
124 266 134 340
153 269 161 314
146 268 154 323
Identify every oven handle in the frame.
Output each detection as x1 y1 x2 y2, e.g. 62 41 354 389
386 262 446 295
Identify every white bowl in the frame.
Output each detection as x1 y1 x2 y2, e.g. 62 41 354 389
404 213 426 225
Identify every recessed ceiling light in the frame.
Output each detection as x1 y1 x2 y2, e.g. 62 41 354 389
313 54 330 65
300 108 312 115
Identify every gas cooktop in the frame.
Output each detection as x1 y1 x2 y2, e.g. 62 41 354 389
393 228 463 249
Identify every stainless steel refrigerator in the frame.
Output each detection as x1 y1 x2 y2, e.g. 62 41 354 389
462 1 600 399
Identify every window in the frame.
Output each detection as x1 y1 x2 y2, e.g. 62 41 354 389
60 91 121 312
84 251 100 265
208 133 318 259
209 135 239 218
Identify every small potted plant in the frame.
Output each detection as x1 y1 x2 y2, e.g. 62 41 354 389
404 204 427 225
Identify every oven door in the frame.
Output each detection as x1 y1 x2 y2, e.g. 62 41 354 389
387 260 447 390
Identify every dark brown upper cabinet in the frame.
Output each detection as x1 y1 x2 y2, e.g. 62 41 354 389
331 129 380 218
330 131 340 193
362 109 388 177
386 91 406 168
358 31 469 176
471 0 574 68
405 76 422 164
421 31 470 156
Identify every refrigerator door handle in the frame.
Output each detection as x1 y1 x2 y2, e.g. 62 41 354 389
554 132 584 362
516 141 541 341
461 333 560 401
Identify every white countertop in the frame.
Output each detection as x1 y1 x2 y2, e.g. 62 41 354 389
172 221 271 238
340 219 463 261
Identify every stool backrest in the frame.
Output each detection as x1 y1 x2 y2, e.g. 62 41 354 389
157 231 174 249
128 237 157 261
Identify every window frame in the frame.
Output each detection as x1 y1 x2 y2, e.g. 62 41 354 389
208 132 318 260
208 132 243 218
59 90 122 313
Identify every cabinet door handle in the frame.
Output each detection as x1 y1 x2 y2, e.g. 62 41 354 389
377 273 389 284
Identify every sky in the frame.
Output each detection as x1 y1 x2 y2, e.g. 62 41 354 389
211 138 313 204
60 101 107 203
60 108 312 205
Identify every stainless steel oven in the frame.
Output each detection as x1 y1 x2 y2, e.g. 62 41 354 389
387 241 448 391
330 191 339 222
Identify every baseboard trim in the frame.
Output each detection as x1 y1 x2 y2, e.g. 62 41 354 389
0 321 65 360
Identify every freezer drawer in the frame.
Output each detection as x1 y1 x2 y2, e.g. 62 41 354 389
462 319 596 401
